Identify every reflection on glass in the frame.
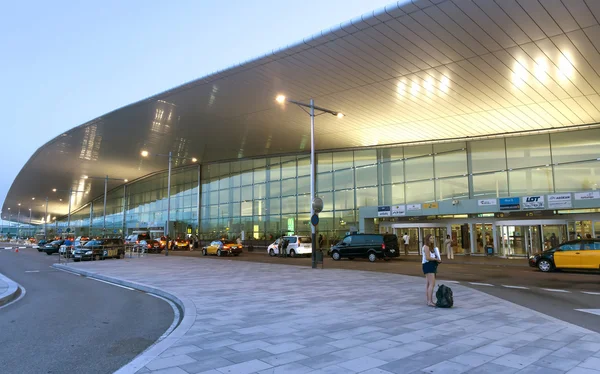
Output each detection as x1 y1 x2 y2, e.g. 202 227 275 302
554 161 600 192
355 165 377 188
472 172 508 198
436 177 469 201
509 167 554 196
470 139 506 173
506 134 551 169
551 129 600 164
404 156 433 181
406 181 434 203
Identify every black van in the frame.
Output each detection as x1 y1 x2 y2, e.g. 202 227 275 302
329 234 399 262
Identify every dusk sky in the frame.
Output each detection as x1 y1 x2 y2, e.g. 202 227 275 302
0 0 393 221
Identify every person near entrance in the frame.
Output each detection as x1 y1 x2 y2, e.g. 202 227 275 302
422 234 441 307
444 235 453 260
403 232 410 256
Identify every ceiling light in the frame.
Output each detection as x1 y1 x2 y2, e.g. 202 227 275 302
275 95 286 104
140 150 149 157
191 157 198 162
336 112 344 119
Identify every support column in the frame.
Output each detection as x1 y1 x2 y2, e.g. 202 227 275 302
492 224 499 256
469 223 476 255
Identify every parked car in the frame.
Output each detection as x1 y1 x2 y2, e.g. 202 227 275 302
60 236 90 257
41 240 65 255
529 239 600 272
125 233 150 245
72 238 125 262
135 239 162 254
202 240 242 257
329 234 399 262
37 239 48 251
267 236 312 257
171 238 190 250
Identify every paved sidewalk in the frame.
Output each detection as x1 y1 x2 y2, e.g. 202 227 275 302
0 272 22 307
58 257 600 374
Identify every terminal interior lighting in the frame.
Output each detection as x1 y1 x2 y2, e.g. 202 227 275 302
140 150 149 157
275 95 286 104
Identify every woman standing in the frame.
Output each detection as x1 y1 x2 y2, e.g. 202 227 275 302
444 235 453 260
422 234 442 307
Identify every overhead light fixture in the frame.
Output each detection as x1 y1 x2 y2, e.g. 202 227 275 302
191 157 198 163
336 112 345 119
82 175 89 179
52 188 57 192
275 95 286 104
124 179 128 182
140 150 149 157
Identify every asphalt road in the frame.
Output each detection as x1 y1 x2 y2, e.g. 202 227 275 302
173 250 600 333
0 246 174 374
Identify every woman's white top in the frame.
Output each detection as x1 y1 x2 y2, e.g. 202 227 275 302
422 246 441 264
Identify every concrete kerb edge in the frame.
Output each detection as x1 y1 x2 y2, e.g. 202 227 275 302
0 272 22 307
51 263 197 374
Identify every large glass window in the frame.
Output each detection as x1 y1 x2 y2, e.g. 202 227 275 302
404 144 432 158
405 156 433 181
551 129 600 164
381 160 403 184
470 139 506 173
317 172 333 192
317 153 332 173
472 172 508 198
436 177 469 201
435 150 467 178
405 180 434 203
506 134 552 169
354 150 377 167
333 151 353 170
554 161 600 192
334 190 354 210
355 165 377 188
334 169 354 190
281 179 296 196
356 187 378 207
381 183 404 205
281 161 296 179
381 147 403 162
509 167 554 196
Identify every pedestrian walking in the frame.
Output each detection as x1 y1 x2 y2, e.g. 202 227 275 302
444 234 453 260
422 234 441 307
402 232 410 255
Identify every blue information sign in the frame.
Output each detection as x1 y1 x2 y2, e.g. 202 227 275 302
499 197 520 211
310 214 319 226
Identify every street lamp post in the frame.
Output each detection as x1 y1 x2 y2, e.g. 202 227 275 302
17 204 21 239
82 175 128 236
275 95 344 268
52 187 85 236
44 197 48 240
141 150 197 256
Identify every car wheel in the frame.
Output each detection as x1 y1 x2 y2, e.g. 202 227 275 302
289 249 296 258
94 254 100 261
217 249 222 257
46 252 52 256
202 248 207 256
368 252 377 263
234 254 239 257
538 259 553 272
269 249 275 257
331 250 341 261
348 257 355 260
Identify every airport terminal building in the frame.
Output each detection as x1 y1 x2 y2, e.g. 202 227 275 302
5 0 600 257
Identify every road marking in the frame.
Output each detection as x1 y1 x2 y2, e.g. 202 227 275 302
582 291 600 296
24 270 40 273
469 282 494 287
441 280 460 284
575 309 600 316
502 285 529 290
88 277 134 291
4 247 11 250
542 288 570 293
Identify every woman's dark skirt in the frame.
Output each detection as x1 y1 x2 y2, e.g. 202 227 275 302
422 261 438 274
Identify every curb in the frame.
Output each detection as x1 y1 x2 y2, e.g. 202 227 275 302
52 264 197 374
0 273 23 308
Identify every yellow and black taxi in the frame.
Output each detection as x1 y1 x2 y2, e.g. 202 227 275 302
202 240 242 257
529 239 600 272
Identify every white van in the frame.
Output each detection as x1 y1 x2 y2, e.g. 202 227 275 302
267 236 312 257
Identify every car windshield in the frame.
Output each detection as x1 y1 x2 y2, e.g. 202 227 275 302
50 241 60 245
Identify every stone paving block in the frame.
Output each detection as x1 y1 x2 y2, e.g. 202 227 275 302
472 344 514 357
566 368 600 374
454 336 492 348
527 338 570 351
515 365 566 374
360 369 394 374
422 360 471 374
146 354 197 371
221 349 273 364
229 340 272 352
260 342 305 354
337 356 387 372
553 347 597 362
450 352 496 367
296 353 350 370
328 338 367 349
579 357 600 370
295 344 338 358
149 367 190 374
179 357 236 374
216 359 272 374
362 339 403 351
260 351 308 366
159 345 203 358
464 363 519 374
378 357 432 374
257 362 313 374
535 354 581 372
492 353 538 370
370 346 416 362
331 346 378 360
512 346 554 360
309 364 354 374
567 341 600 353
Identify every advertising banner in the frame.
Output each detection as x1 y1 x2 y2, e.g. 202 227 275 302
478 199 497 207
391 205 406 216
407 204 422 211
377 206 391 217
547 194 572 209
423 202 438 209
574 191 600 200
522 196 545 209
499 197 520 211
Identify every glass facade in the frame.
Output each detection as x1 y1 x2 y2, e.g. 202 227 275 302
59 128 600 241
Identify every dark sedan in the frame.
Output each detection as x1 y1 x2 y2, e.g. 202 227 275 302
37 239 48 252
42 240 65 255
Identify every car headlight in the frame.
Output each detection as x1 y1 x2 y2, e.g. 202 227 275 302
85 251 93 255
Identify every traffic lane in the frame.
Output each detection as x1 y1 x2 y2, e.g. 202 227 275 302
466 284 600 334
176 251 600 292
0 249 174 374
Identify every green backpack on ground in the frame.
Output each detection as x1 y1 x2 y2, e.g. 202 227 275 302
436 284 453 308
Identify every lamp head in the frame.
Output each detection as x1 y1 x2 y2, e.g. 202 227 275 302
140 150 149 157
191 157 198 163
336 112 345 119
124 179 128 182
82 175 88 179
52 188 57 192
275 95 286 104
